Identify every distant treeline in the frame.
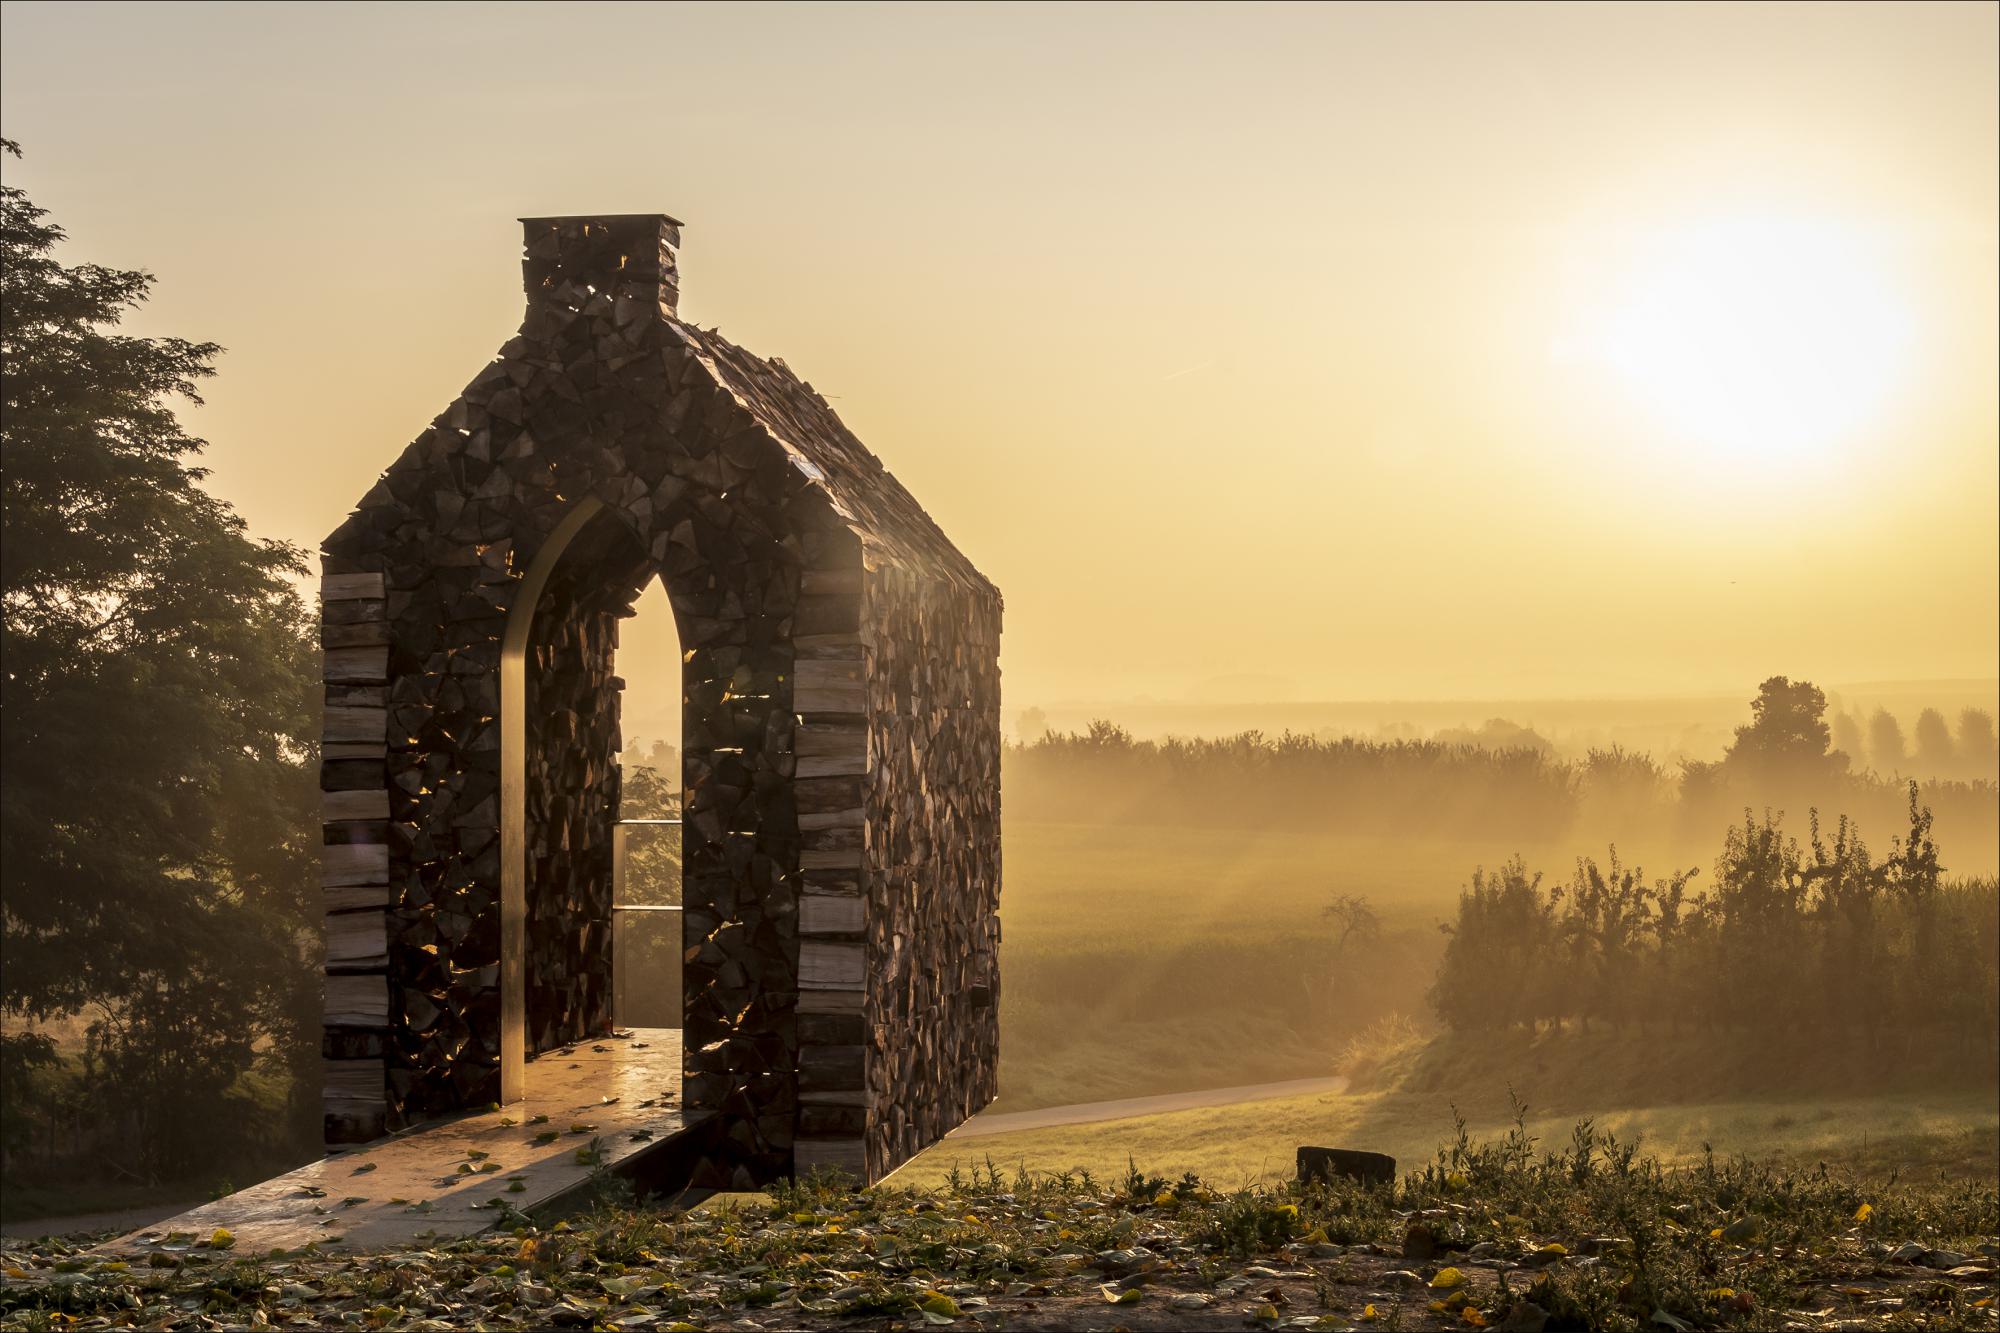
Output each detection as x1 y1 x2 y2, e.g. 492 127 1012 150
1429 789 1999 1062
1007 722 1586 840
1831 704 1999 785
1004 681 2000 868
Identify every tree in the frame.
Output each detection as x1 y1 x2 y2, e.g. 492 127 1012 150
1830 711 1865 770
1322 894 1381 959
620 736 678 786
1867 709 1907 776
1912 708 1953 776
0 142 318 1177
1016 706 1049 743
1957 708 1998 782
1723 676 1840 785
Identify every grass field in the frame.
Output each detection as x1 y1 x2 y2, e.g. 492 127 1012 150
896 1080 1999 1190
999 818 1636 946
993 819 1693 1110
951 946 2000 1190
994 812 1999 1115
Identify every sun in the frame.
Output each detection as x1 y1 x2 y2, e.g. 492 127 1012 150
1574 215 1915 466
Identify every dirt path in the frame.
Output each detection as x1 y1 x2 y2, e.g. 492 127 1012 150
943 1075 1351 1140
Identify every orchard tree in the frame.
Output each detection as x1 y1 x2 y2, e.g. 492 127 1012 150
0 142 319 1175
1830 711 1866 770
1868 709 1908 776
1958 708 1999 782
1913 708 1954 776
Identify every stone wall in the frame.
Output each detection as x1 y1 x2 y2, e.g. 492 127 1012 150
860 562 1003 1180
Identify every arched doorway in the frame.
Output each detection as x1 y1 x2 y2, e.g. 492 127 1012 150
499 500 682 1099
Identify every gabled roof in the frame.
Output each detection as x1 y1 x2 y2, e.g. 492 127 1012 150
329 213 996 607
674 322 996 601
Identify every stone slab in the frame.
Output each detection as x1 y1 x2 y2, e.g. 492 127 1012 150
96 1031 699 1256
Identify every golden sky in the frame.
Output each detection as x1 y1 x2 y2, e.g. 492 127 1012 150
3 1 1994 715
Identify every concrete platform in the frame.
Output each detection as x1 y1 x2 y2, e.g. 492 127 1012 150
97 1029 709 1255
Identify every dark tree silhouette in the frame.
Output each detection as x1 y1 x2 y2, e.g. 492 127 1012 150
0 141 318 1178
1723 676 1841 784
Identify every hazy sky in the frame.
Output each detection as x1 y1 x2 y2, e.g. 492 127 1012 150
3 1 1995 715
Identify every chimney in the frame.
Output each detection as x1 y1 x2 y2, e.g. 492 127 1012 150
519 213 682 318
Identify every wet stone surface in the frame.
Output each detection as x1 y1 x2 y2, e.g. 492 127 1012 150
89 1032 700 1257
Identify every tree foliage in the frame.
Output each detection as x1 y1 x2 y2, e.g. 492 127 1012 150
1429 785 1997 1061
0 141 319 1178
1722 676 1841 785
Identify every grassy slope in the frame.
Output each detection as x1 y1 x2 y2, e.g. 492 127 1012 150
897 1082 1998 1191
903 1028 2000 1188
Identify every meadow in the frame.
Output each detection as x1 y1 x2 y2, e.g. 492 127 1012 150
974 717 2000 1191
990 811 1997 1112
901 1027 2000 1189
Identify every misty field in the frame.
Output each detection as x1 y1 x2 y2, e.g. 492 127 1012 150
992 808 1998 1112
984 718 2000 1193
992 819 1464 1110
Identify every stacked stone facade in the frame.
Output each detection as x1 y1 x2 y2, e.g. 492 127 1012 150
319 215 1001 1186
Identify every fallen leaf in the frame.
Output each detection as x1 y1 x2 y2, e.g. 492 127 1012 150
1720 1217 1762 1243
